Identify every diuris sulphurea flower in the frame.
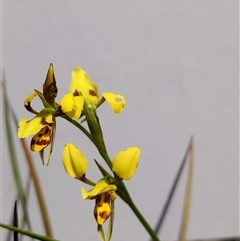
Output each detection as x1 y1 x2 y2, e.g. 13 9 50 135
18 64 84 165
62 143 140 241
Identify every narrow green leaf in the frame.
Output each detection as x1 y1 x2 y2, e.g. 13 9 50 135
9 102 54 237
2 80 32 231
0 223 60 241
94 159 111 177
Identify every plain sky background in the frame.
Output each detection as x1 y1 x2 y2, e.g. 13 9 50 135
1 1 239 241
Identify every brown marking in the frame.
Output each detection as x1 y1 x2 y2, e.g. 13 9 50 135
41 118 49 126
89 89 97 96
97 203 103 208
73 90 80 97
99 211 111 221
44 127 49 135
36 139 51 146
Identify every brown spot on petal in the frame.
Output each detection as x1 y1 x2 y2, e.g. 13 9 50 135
41 118 49 125
44 127 49 135
89 89 97 97
97 203 103 208
73 90 80 97
99 210 111 221
37 139 50 146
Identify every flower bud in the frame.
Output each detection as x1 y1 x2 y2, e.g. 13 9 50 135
112 147 140 180
62 143 88 178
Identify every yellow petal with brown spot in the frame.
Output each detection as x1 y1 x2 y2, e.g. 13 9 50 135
94 193 112 225
31 126 51 152
70 67 99 106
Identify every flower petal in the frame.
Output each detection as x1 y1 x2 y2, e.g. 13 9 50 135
81 178 117 200
62 143 88 178
30 126 51 152
60 93 84 120
43 63 58 105
24 91 39 114
94 193 112 225
102 93 126 113
18 112 53 139
24 91 38 107
112 147 140 180
70 67 99 106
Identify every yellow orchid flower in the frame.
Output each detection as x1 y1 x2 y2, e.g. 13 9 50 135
18 63 84 165
61 144 140 240
82 178 117 225
70 67 126 113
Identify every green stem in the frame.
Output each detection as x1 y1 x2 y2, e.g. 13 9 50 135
127 199 160 241
61 115 93 142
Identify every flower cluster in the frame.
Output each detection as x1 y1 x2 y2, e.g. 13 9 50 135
62 143 140 232
18 64 126 165
18 64 140 240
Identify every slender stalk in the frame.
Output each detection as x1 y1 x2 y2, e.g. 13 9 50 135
61 115 93 142
127 198 160 241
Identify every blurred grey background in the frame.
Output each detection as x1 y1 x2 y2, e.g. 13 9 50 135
2 1 239 241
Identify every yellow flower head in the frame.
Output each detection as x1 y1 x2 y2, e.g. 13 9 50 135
18 64 85 165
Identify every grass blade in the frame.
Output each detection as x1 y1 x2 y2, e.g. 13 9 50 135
178 138 194 241
153 137 193 236
9 91 54 237
13 201 19 241
0 223 60 241
2 80 32 231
